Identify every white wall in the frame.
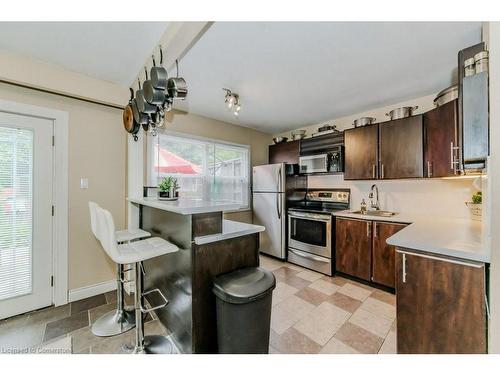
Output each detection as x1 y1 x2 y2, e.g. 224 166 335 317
308 175 476 218
0 82 125 291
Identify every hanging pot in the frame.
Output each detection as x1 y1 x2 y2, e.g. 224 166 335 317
145 55 168 105
151 47 168 90
167 60 188 100
123 88 140 141
132 80 149 125
136 68 157 114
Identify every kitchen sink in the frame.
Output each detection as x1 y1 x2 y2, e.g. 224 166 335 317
351 210 398 217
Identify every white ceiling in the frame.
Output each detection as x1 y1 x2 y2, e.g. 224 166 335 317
176 22 482 134
0 22 168 85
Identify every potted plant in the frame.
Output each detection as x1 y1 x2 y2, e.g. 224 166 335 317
158 176 180 200
466 191 482 221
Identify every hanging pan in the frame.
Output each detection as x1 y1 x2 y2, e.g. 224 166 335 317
132 79 149 126
136 68 157 114
167 59 188 100
123 88 140 141
144 55 167 106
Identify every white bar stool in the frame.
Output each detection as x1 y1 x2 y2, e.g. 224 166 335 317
96 206 179 354
88 201 150 337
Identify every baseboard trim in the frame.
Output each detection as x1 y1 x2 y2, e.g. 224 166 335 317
68 279 117 303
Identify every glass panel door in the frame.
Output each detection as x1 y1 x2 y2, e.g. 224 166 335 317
0 127 33 300
0 112 53 319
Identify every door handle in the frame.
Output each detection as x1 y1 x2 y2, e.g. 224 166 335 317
372 164 376 179
373 222 377 238
366 221 371 237
450 142 460 173
427 161 432 177
277 166 282 192
381 163 385 179
450 142 454 171
276 194 281 219
402 253 407 283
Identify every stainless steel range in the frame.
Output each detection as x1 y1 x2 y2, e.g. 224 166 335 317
287 189 350 275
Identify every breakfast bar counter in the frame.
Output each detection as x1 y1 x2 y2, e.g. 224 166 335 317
128 197 264 353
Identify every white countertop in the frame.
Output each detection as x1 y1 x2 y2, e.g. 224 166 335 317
333 210 489 263
127 197 245 215
194 219 265 245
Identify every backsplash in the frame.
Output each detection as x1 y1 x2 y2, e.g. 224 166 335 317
307 174 478 219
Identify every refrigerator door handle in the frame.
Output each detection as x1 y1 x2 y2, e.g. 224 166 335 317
276 193 281 219
277 165 282 192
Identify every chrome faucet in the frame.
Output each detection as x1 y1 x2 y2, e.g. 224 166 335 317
369 184 380 210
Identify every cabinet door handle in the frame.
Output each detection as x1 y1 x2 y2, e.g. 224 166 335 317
372 164 376 179
485 294 491 321
381 163 385 179
427 161 432 177
373 222 377 238
366 221 371 237
402 253 407 283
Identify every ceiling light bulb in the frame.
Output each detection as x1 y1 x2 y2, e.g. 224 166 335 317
234 104 241 112
234 110 239 116
225 99 233 110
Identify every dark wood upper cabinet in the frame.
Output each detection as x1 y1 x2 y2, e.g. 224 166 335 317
335 218 372 281
344 124 378 180
371 222 406 288
396 251 487 354
424 100 458 178
379 115 424 179
269 140 300 164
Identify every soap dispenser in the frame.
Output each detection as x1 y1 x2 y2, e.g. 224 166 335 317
360 199 367 214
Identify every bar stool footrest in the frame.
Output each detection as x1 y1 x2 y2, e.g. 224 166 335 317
141 288 169 313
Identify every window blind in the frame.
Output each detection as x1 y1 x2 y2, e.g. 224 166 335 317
147 133 250 209
0 126 33 301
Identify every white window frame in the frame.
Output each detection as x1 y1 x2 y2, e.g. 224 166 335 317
146 130 251 211
0 99 69 307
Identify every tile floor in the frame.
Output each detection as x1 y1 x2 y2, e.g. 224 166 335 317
0 291 166 354
0 255 397 354
260 255 397 354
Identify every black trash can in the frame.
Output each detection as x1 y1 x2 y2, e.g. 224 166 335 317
213 267 276 354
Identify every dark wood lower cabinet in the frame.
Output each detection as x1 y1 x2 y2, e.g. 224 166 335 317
371 222 406 288
335 218 371 281
396 250 487 354
336 218 405 288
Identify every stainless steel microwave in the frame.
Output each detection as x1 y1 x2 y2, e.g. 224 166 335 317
299 147 343 174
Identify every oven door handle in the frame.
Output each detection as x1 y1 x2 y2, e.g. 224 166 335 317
288 213 331 222
289 248 330 263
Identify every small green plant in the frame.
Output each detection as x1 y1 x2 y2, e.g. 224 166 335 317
158 176 179 192
472 191 482 204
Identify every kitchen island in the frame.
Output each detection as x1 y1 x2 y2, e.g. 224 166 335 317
127 197 265 354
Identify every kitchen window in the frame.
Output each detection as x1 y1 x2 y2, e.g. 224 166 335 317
147 132 250 209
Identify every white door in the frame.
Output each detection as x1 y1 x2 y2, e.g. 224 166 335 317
0 111 53 319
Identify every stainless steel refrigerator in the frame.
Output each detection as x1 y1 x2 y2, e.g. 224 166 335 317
252 163 306 259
